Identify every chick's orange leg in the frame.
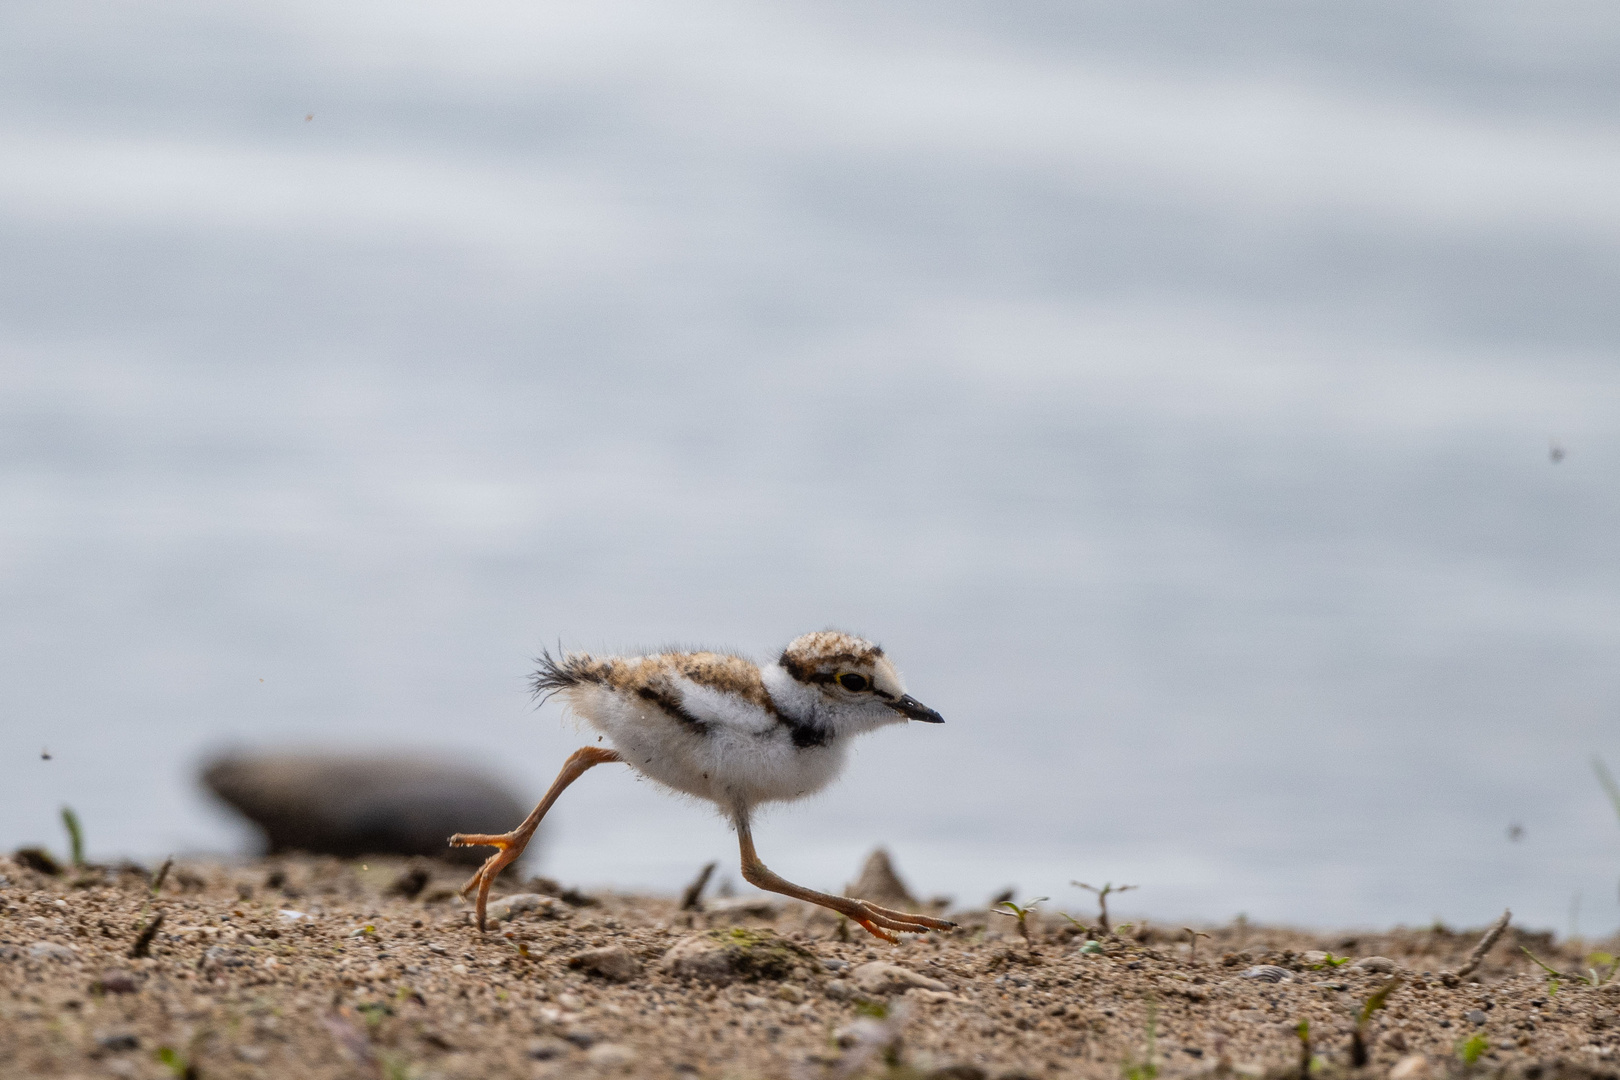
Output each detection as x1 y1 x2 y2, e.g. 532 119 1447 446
448 746 622 931
734 819 956 943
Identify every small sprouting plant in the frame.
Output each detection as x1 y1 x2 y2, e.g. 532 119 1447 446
1521 946 1563 996
1183 927 1210 957
1350 977 1403 1066
155 1046 197 1080
1121 999 1159 1080
380 1054 417 1080
1061 911 1094 934
1073 881 1137 934
1294 1019 1312 1080
149 856 173 896
1311 952 1352 969
1522 944 1616 991
1585 951 1617 986
1457 1032 1489 1065
355 1000 393 1034
60 806 85 868
992 896 1048 942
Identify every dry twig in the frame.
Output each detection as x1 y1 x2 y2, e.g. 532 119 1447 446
129 910 164 959
1442 908 1510 985
680 861 717 911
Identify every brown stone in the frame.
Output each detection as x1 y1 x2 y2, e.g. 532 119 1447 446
201 752 528 864
845 848 919 910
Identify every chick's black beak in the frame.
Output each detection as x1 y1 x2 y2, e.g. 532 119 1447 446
889 694 944 723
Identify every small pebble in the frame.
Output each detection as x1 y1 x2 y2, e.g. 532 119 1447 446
1467 1010 1487 1026
568 944 641 982
95 970 138 994
1355 956 1397 973
1389 1054 1431 1080
851 961 949 995
585 1042 638 1068
485 893 556 924
526 1036 572 1060
96 1033 140 1052
27 942 77 962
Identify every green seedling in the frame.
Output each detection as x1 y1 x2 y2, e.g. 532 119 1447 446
60 806 85 868
1311 952 1352 969
505 933 532 960
1073 881 1137 934
1520 947 1563 996
1294 1020 1312 1080
150 856 174 896
1521 944 1613 992
1457 1032 1489 1065
380 1053 416 1080
1586 952 1617 986
991 896 1048 943
355 1000 393 1034
1121 999 1159 1080
155 1046 197 1080
1350 977 1403 1067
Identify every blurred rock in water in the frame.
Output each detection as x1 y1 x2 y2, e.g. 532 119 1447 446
202 752 528 865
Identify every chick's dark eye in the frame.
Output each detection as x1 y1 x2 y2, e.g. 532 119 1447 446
837 673 869 692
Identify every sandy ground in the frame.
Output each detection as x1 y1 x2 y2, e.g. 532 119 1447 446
3 853 1618 1080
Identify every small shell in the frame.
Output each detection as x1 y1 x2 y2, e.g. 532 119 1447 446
1240 965 1293 983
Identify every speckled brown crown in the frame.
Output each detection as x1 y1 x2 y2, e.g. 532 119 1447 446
778 631 883 684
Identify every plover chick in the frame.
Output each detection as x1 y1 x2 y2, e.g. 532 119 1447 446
449 630 955 942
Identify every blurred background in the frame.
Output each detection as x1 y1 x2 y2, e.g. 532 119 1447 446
3 0 1619 933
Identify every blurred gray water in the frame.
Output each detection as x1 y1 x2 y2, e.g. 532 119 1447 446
4 0 1620 932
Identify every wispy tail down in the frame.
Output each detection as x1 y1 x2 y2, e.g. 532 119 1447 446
530 648 606 704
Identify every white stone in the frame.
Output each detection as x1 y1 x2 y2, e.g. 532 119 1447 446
850 961 948 995
1389 1054 1430 1080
